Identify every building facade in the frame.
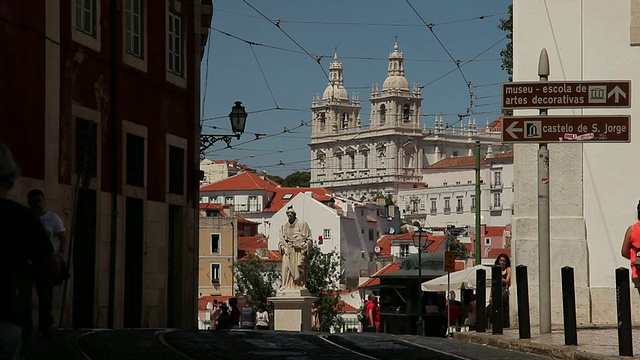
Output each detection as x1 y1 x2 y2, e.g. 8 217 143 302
309 41 510 202
513 0 640 325
1 0 211 328
397 150 514 228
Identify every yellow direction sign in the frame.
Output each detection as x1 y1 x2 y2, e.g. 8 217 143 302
444 251 456 272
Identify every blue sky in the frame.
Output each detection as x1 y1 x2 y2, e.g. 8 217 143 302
201 0 512 177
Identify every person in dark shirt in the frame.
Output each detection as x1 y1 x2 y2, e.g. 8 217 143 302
0 144 57 358
229 297 240 328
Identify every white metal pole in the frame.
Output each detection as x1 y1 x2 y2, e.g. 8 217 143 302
537 48 551 334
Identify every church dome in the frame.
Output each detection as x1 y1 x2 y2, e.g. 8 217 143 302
322 84 349 101
382 75 409 91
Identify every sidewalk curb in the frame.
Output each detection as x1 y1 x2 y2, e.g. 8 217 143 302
453 332 621 360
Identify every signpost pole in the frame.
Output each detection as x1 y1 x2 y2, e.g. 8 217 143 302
475 141 481 265
538 48 552 334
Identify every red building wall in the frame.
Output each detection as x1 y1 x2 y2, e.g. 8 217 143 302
0 0 47 180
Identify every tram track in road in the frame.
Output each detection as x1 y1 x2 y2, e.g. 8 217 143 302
75 328 192 360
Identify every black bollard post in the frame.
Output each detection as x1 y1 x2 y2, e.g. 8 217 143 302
561 266 578 345
491 265 503 334
476 268 486 333
616 267 633 357
516 265 531 339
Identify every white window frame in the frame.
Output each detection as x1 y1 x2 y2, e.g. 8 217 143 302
210 233 220 254
210 263 221 281
323 229 331 239
165 0 186 88
493 193 501 208
168 9 184 77
72 0 101 52
125 0 144 58
400 244 409 258
75 0 97 37
225 196 234 205
485 238 491 246
248 196 259 212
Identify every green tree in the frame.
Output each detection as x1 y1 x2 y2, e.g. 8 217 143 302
306 245 344 332
283 171 311 187
446 232 469 260
232 253 281 311
267 175 285 185
499 4 513 81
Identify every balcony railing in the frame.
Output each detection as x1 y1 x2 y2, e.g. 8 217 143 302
456 206 464 213
444 207 451 215
490 182 503 189
430 208 437 215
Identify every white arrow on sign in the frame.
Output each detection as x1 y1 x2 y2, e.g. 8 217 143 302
506 121 523 139
608 86 627 103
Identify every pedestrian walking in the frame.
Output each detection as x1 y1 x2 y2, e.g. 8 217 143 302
228 297 240 328
621 201 640 295
0 144 58 357
311 302 320 331
27 189 68 338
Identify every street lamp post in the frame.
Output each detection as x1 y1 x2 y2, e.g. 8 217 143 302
413 227 428 336
200 101 248 159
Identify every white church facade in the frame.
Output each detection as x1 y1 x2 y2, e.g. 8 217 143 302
309 40 511 204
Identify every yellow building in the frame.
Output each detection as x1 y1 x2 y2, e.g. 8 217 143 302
198 204 237 297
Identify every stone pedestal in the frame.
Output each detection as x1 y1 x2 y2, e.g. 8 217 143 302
268 289 318 331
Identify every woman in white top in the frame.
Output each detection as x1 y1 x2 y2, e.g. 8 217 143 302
255 306 269 330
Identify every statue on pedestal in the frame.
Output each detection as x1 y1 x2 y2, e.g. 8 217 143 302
278 206 312 290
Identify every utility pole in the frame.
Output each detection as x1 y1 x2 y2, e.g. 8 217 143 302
538 48 551 334
475 141 481 265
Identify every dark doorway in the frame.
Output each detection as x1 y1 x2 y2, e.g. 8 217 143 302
167 205 184 328
72 189 97 328
124 197 144 327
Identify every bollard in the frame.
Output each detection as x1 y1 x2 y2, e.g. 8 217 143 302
516 265 531 339
491 265 503 334
615 267 633 357
561 266 578 345
476 268 486 333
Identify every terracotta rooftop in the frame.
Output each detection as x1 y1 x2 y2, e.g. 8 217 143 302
237 235 268 251
487 248 511 259
376 231 436 256
265 187 332 213
358 262 401 289
428 150 514 170
200 171 279 192
485 225 510 237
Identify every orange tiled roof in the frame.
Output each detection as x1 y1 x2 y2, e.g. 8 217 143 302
265 187 332 213
237 235 268 251
358 262 401 289
488 248 511 259
428 151 514 170
342 302 357 312
238 250 282 262
485 225 509 237
427 235 447 252
200 171 278 192
376 231 436 256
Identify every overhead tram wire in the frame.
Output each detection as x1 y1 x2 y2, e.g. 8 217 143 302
208 26 504 124
249 44 279 108
201 27 213 126
242 0 329 81
214 7 506 28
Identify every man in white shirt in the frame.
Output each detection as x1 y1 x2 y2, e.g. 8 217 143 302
27 189 67 338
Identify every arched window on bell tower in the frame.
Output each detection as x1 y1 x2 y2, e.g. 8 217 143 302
379 104 386 125
342 112 348 129
403 104 411 122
